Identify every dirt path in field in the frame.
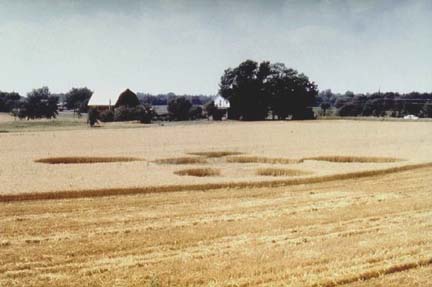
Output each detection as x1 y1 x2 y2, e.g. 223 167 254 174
1 166 431 286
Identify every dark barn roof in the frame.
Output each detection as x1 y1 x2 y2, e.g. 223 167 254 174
115 89 140 107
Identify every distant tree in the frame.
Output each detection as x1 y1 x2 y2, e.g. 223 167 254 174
422 101 432 118
188 106 203 120
98 109 114 122
134 104 155 123
167 97 192 121
0 91 21 112
87 108 99 127
219 60 317 120
137 92 215 107
65 87 93 115
114 106 135 122
17 87 58 120
344 91 355 98
205 101 225 120
111 105 154 123
219 60 269 120
320 102 331 116
315 90 432 118
361 98 385 117
334 97 351 109
266 64 317 120
337 102 362 117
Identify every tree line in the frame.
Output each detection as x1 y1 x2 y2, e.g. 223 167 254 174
316 90 432 118
2 60 431 122
0 87 93 120
137 92 213 106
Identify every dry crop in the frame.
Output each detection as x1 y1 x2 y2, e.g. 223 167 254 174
1 165 431 286
302 155 402 163
1 120 431 286
187 151 243 158
1 162 431 203
256 167 311 176
226 156 300 164
35 156 141 164
154 157 207 164
174 168 221 177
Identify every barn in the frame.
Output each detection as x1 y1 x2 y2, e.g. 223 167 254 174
88 89 140 110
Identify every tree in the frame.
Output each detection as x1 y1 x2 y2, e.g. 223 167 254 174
188 106 203 120
422 101 432 118
320 102 330 116
98 109 114 122
0 91 21 112
337 102 362 117
219 60 269 120
167 97 192 121
219 60 317 120
267 66 317 120
18 87 58 120
114 106 133 121
315 90 432 118
134 104 155 123
65 87 93 115
205 101 225 120
87 108 99 127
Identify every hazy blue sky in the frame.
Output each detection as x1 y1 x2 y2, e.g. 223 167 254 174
0 0 431 96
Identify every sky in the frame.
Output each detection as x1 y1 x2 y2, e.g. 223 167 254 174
0 0 431 96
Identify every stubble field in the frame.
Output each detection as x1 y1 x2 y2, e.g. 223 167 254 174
0 119 431 286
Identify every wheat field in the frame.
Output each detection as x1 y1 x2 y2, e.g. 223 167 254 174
1 119 431 286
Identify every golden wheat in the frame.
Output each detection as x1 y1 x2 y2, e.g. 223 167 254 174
1 165 432 286
1 120 430 195
1 162 431 203
256 168 311 177
1 119 432 286
313 257 432 287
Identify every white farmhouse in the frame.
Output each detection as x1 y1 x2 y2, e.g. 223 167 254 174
213 95 230 109
209 95 231 120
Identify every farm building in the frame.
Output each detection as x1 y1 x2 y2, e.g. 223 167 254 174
88 89 140 110
209 95 230 120
213 95 230 109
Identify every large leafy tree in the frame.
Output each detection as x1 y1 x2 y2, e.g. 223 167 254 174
18 87 58 119
219 60 317 120
219 60 270 120
266 63 317 119
65 87 93 114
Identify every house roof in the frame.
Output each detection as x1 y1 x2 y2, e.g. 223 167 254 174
88 91 121 106
88 89 137 107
